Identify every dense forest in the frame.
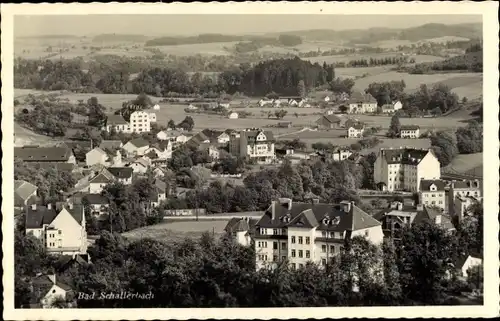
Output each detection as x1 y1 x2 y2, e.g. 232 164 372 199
145 33 272 47
14 57 335 97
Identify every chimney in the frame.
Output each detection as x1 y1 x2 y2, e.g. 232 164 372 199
340 200 351 213
435 214 442 225
278 198 292 210
47 204 52 210
271 201 277 220
416 204 424 211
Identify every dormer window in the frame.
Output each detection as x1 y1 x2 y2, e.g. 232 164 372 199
322 217 330 225
332 217 341 226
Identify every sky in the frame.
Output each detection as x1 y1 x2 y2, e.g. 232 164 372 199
14 14 482 37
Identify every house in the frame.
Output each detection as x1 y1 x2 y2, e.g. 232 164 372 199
224 217 259 247
107 167 134 185
347 92 378 114
187 104 199 110
374 147 441 192
104 111 152 134
153 104 160 110
277 122 292 128
186 131 211 149
373 201 419 240
144 142 173 162
228 112 239 119
315 115 341 129
448 179 482 217
156 130 169 141
331 147 352 162
200 129 231 144
70 112 89 125
99 140 123 151
31 274 73 308
122 138 150 157
149 179 168 208
128 158 149 174
347 124 365 138
26 203 87 256
104 114 129 132
419 179 446 212
197 142 220 161
453 195 482 224
82 194 109 220
381 101 403 114
259 99 274 107
85 147 109 167
413 205 455 233
229 129 276 164
15 146 76 164
164 208 207 216
400 125 420 139
253 199 383 270
87 170 116 194
453 253 482 278
15 180 38 209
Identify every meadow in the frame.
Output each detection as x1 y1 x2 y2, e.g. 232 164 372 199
121 220 229 243
443 152 483 176
151 41 239 56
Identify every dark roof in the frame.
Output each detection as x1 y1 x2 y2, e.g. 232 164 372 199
380 147 431 165
15 146 73 162
108 167 134 179
26 204 84 228
224 217 259 233
349 123 365 130
106 114 128 125
240 130 275 143
451 180 481 189
82 193 109 205
349 92 377 104
401 125 420 130
127 138 149 148
15 180 37 205
99 140 123 150
420 179 446 192
413 206 455 231
320 115 341 124
256 201 380 232
90 172 114 184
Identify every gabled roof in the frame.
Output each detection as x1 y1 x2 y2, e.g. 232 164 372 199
413 206 455 231
126 138 149 149
99 140 123 150
90 172 115 184
349 123 365 130
106 114 128 125
401 125 420 131
380 147 431 165
288 209 319 228
26 204 84 228
240 130 275 142
108 167 134 179
134 158 149 168
15 180 37 204
321 115 341 124
420 179 446 192
15 146 73 162
87 147 106 156
224 217 259 233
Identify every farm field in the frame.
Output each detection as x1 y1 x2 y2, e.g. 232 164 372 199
444 153 483 176
150 42 239 56
304 53 444 65
121 220 229 243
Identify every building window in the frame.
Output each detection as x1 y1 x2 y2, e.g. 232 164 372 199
365 230 369 237
298 250 303 258
330 245 335 253
273 229 278 235
281 242 287 250
281 256 286 261
306 250 310 258
298 236 303 244
305 237 310 244
322 231 326 237
291 263 296 270
299 263 304 269
291 250 296 258
321 259 326 266
273 255 278 262
291 236 296 244
273 242 278 250
321 245 326 252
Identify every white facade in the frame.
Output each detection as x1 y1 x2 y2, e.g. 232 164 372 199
40 282 69 308
129 161 148 174
460 256 482 278
122 141 149 156
400 128 420 139
453 195 481 223
85 148 108 167
153 104 160 110
374 148 441 192
228 112 239 119
106 111 152 134
348 102 377 114
156 131 169 141
420 184 446 212
331 149 352 162
148 112 157 123
347 126 365 138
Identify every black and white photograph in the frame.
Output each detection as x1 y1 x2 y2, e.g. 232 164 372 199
2 2 498 320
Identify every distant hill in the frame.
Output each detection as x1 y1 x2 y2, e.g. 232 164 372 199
18 35 81 39
144 33 273 47
267 23 482 44
92 34 149 43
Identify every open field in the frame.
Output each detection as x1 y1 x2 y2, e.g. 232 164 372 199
353 71 482 98
151 42 239 56
121 220 228 243
14 123 56 147
305 53 444 65
444 153 483 176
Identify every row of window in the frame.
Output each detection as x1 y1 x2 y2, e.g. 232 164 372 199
291 236 310 244
291 249 310 258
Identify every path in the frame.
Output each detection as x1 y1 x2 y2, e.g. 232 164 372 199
275 127 318 138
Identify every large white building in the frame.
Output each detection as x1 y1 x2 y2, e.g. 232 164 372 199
229 129 276 164
104 110 154 134
26 203 87 256
253 199 383 270
374 147 441 192
419 179 447 212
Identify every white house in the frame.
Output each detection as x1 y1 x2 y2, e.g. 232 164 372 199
448 180 482 218
153 104 160 110
331 148 352 162
347 124 365 138
144 142 173 163
87 170 116 194
381 101 403 114
128 158 149 174
85 147 109 167
156 130 170 141
122 138 150 157
149 179 168 208
259 99 274 107
228 112 239 119
347 93 378 114
224 217 257 247
419 179 446 212
374 147 441 192
105 111 152 134
254 199 383 270
400 125 420 139
454 253 482 278
32 274 73 308
229 129 276 164
26 203 87 256
453 195 482 224
82 193 109 221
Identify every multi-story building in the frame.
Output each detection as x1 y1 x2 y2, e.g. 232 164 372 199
448 179 482 215
104 111 153 134
224 217 259 247
374 147 441 192
229 128 276 164
419 179 446 212
253 199 383 270
400 125 420 139
347 124 365 138
26 203 87 256
453 195 482 224
347 92 378 114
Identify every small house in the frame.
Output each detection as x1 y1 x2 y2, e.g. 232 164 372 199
15 180 38 209
228 112 239 119
381 101 403 114
153 104 160 110
315 115 341 129
277 122 292 128
347 124 365 138
85 147 109 167
400 125 420 139
122 138 150 157
107 167 134 185
31 274 73 308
